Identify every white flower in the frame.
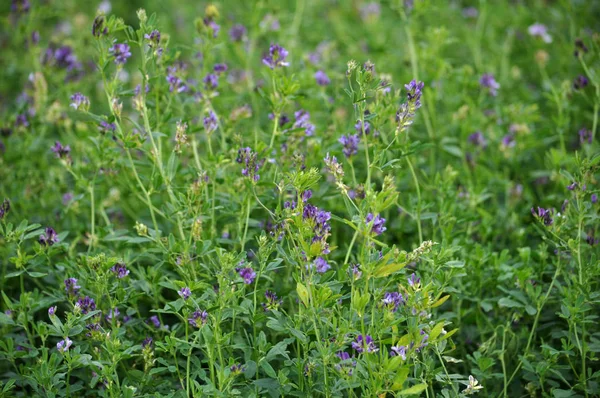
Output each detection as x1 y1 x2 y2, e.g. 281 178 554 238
463 375 483 395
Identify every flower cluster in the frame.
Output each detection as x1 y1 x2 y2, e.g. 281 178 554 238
64 278 81 296
76 296 97 314
236 265 257 284
179 287 191 300
70 92 90 111
51 141 70 160
302 202 332 255
396 80 424 133
39 227 59 246
366 213 386 235
531 206 554 226
109 43 132 65
352 334 378 353
0 199 10 220
166 65 188 93
203 111 218 133
291 110 315 137
110 262 130 278
480 73 500 96
262 290 282 311
188 309 208 328
382 292 404 312
335 351 357 375
236 147 263 182
262 43 289 69
339 134 360 158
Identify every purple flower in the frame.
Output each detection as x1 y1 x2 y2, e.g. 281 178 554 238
335 351 357 374
188 309 208 328
313 257 331 273
61 193 73 206
480 73 500 96
354 119 371 135
76 296 96 314
408 274 421 288
204 18 220 38
579 128 592 144
57 338 72 353
462 7 478 18
390 345 407 360
64 278 80 296
501 134 516 149
339 134 360 157
350 264 362 280
106 308 120 321
92 15 108 37
592 194 598 204
366 213 386 235
302 204 332 254
179 287 191 300
315 70 331 86
396 80 424 131
586 233 598 246
531 207 554 226
11 0 30 14
229 24 247 42
15 113 28 127
70 92 90 111
352 334 378 353
567 182 578 191
263 290 282 311
302 190 312 202
203 73 219 90
262 44 289 69
237 267 257 284
0 198 10 220
166 66 188 93
46 45 82 72
417 330 429 351
468 131 487 148
214 63 228 74
573 75 589 90
48 306 57 316
382 292 404 312
292 110 315 136
230 363 245 374
142 337 153 348
51 141 70 159
528 23 552 43
99 121 116 134
110 262 130 278
203 111 218 134
236 147 263 182
109 43 132 65
149 315 161 328
39 227 59 246
144 30 161 45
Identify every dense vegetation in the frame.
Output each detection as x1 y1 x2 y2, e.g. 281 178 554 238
1 0 599 396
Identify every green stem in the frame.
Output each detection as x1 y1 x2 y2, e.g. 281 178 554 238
406 156 423 243
241 195 251 252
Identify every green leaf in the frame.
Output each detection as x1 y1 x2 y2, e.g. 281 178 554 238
296 283 309 306
260 361 277 378
445 260 465 268
397 383 428 395
374 262 407 278
498 297 523 308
